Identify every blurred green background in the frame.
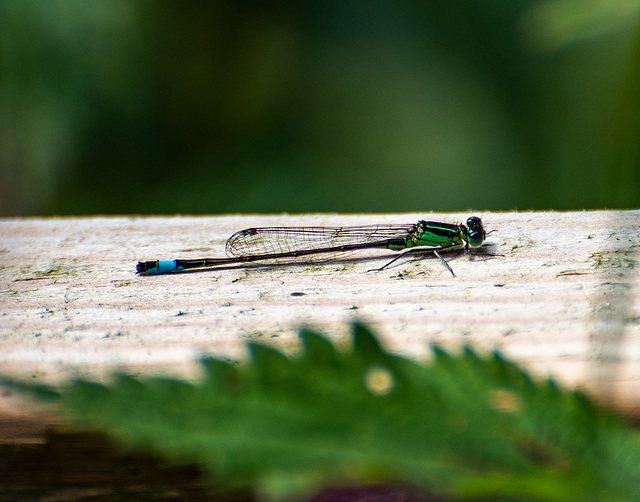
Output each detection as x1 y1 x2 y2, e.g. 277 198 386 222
1 0 639 216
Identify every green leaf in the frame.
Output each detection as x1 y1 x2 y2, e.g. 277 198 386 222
353 322 385 360
4 324 640 501
0 375 61 402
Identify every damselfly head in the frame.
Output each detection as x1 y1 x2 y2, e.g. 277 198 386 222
464 216 486 247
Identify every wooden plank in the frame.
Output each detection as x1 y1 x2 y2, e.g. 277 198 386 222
0 211 639 425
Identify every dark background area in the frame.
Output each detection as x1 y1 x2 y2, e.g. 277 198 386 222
1 1 639 216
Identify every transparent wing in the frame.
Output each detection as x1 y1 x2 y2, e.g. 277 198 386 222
225 224 415 258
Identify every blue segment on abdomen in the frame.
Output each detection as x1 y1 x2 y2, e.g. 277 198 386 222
149 260 183 274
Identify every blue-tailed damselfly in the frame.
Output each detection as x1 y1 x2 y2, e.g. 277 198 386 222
136 216 487 276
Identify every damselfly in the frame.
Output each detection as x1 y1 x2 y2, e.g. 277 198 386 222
136 216 487 276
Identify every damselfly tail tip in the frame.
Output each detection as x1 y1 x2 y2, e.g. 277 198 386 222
136 261 156 274
136 260 180 274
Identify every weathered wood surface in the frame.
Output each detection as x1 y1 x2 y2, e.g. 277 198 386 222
0 211 638 426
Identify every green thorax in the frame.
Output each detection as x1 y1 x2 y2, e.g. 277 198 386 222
408 221 464 248
387 216 486 250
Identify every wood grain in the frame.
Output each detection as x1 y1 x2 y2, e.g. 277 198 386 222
1 211 638 425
